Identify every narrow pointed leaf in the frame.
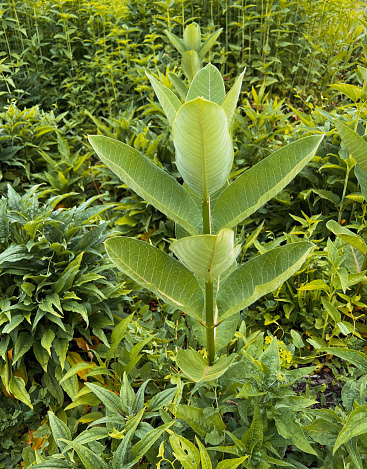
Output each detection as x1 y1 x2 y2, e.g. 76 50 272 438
196 437 212 469
186 63 225 105
358 65 367 82
88 136 201 235
334 406 367 453
334 120 367 171
216 457 249 469
170 229 239 281
128 423 173 467
113 410 145 469
106 313 133 362
48 411 71 452
176 349 235 382
9 376 32 409
170 403 225 437
183 24 201 51
146 72 181 125
198 29 223 60
182 50 201 82
274 408 317 455
58 439 108 469
327 220 367 256
105 237 204 320
212 135 323 231
169 72 188 100
165 30 186 54
173 98 233 197
222 71 245 125
217 242 314 321
355 164 367 200
85 382 124 415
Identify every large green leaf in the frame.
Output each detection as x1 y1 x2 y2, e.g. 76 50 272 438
170 229 240 282
274 408 317 455
9 376 32 409
146 72 181 125
334 120 367 171
326 220 367 256
182 50 201 82
88 136 201 235
334 406 367 453
222 71 245 125
321 347 367 372
169 434 200 469
183 24 201 51
105 237 204 320
173 98 233 198
176 349 235 382
186 63 225 105
212 135 323 231
217 242 314 321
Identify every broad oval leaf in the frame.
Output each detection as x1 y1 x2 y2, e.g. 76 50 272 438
176 349 235 382
212 135 323 231
217 242 314 321
182 50 201 82
334 119 367 171
326 220 367 256
334 406 367 453
186 63 225 105
146 72 181 126
105 237 204 320
222 70 245 125
88 136 202 235
183 24 201 51
9 376 32 409
330 83 364 102
173 98 233 198
170 229 240 282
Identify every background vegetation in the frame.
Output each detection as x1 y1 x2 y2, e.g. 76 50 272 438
1 0 367 467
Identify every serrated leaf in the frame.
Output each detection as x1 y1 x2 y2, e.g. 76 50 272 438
148 387 177 412
112 409 144 469
146 72 181 125
217 242 314 321
173 98 233 198
212 135 323 231
48 411 71 452
186 63 225 105
41 329 55 356
9 376 32 409
85 382 124 416
13 332 34 365
105 237 204 320
89 135 201 235
128 422 173 467
330 83 363 102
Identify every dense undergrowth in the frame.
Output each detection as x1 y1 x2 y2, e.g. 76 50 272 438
2 0 367 468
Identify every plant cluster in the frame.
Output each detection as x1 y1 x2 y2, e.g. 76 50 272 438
2 1 367 468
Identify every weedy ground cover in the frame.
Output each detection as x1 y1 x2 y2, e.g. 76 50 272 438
2 0 367 468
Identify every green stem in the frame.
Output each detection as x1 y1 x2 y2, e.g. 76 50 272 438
202 197 215 366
